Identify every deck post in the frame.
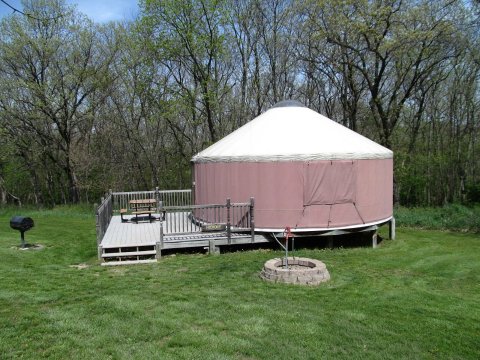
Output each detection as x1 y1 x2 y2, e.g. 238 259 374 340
389 217 396 240
191 162 196 206
95 204 104 261
226 198 231 244
250 197 255 243
95 205 100 245
372 230 378 248
157 222 164 259
328 236 333 249
97 245 103 262
209 240 220 255
155 186 160 220
158 201 164 259
108 189 112 211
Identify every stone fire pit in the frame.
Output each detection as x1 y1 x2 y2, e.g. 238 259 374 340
260 257 330 285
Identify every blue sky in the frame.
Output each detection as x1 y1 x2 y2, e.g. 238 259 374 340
0 0 140 23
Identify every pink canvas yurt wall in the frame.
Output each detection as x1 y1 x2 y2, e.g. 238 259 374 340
192 101 393 232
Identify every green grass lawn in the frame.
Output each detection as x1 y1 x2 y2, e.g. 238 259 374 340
395 204 480 232
0 207 479 359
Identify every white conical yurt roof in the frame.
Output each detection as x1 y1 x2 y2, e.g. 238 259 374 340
192 101 393 163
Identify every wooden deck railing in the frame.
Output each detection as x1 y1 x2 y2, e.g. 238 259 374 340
95 191 113 246
160 189 192 207
111 188 192 212
160 198 255 246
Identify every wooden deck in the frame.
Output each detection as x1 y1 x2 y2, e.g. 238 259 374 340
101 212 203 249
99 213 269 265
101 215 160 248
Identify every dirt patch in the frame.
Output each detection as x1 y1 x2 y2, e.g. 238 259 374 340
12 243 44 251
69 263 90 270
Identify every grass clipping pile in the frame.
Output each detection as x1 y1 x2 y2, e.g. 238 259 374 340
260 257 330 286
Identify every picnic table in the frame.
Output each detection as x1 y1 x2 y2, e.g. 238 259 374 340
128 198 157 223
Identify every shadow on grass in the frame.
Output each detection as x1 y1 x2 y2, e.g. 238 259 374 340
161 231 383 257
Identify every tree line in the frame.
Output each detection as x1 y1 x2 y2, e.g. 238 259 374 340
0 0 479 207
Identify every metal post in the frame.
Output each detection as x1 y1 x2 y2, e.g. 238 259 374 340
292 236 295 259
250 197 255 243
226 198 231 244
20 231 26 248
272 232 287 268
389 217 396 240
284 237 289 269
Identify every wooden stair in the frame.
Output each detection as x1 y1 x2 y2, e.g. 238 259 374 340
100 244 157 265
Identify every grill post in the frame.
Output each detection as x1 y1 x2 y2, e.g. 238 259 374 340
20 231 26 248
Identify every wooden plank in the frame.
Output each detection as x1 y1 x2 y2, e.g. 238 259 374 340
160 234 268 250
102 250 156 257
162 241 210 249
101 216 159 248
129 199 156 204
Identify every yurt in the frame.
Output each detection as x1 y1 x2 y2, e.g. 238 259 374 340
191 101 393 232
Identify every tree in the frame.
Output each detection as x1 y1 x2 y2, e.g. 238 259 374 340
312 0 460 149
140 0 233 145
0 0 115 203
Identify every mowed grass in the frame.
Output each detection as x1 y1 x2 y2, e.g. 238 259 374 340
0 207 479 359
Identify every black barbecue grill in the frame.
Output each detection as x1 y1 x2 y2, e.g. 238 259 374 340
10 216 34 248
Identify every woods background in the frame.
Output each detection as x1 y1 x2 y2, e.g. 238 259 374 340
0 0 479 207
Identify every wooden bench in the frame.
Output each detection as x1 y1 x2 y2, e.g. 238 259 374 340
120 208 128 223
131 210 156 215
121 208 156 222
132 210 156 223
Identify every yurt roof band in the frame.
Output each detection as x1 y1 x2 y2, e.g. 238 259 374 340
193 152 392 163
